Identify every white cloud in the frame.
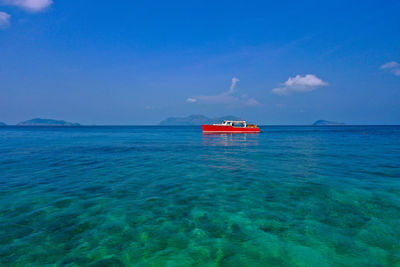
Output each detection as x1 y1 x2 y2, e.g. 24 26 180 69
271 87 289 96
284 74 327 88
1 0 53 12
381 61 400 69
228 77 239 94
381 61 400 76
186 97 197 103
393 69 400 76
245 98 260 106
272 74 328 96
187 77 259 106
0 11 10 28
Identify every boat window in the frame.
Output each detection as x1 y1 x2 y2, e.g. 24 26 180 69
232 122 245 127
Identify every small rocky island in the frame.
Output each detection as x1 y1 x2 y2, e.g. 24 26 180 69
313 120 345 126
18 118 80 126
160 115 242 125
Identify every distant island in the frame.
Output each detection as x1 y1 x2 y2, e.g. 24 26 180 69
313 120 345 126
0 122 6 126
18 118 80 126
160 115 243 125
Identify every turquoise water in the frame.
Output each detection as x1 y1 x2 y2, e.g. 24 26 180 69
1 126 399 266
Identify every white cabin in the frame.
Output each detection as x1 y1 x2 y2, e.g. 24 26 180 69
213 120 247 127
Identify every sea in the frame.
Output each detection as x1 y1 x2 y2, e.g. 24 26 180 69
0 126 399 266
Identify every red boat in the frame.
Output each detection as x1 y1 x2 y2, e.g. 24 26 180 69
202 120 260 133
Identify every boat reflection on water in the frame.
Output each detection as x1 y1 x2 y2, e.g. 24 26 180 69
202 132 260 147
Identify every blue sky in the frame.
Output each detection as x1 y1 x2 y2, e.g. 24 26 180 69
0 0 399 125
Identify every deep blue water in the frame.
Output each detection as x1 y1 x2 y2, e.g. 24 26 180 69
0 126 399 266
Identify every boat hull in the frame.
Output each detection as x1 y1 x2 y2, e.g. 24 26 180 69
202 125 260 133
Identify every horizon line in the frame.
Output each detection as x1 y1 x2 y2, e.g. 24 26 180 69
1 124 400 127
